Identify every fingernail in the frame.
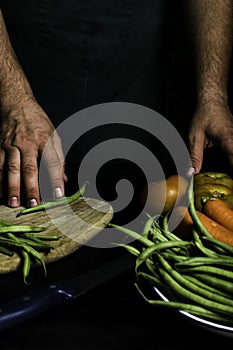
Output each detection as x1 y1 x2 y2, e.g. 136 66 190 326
64 173 68 182
54 187 63 198
187 167 195 177
10 196 19 207
29 198 38 207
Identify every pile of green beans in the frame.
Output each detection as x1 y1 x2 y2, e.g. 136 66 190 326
110 175 233 326
0 183 88 283
0 219 60 284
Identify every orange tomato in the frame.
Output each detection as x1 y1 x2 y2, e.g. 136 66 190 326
141 175 188 216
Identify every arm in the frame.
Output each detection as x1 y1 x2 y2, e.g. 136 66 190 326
0 10 66 207
185 0 233 173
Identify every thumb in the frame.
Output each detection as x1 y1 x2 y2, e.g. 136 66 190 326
189 136 205 174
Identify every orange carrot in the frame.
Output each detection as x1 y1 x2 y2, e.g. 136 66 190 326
202 198 233 232
172 205 233 246
173 206 193 240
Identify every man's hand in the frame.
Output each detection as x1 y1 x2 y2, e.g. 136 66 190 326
0 10 67 208
184 0 233 174
0 98 67 208
189 101 233 173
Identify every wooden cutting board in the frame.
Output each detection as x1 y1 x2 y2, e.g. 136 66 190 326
0 197 113 274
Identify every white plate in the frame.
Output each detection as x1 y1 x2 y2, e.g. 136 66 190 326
153 286 233 338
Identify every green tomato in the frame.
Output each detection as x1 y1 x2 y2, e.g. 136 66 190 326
194 183 233 211
221 194 233 210
194 172 233 190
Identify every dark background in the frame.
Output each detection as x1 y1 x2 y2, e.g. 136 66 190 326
1 0 233 348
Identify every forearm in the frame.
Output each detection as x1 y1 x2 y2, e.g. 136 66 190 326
185 0 233 105
0 10 34 114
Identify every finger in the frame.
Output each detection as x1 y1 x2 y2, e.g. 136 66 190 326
52 131 68 183
188 132 206 174
6 145 21 207
220 137 233 168
0 149 5 199
21 149 40 207
41 138 65 199
187 166 195 177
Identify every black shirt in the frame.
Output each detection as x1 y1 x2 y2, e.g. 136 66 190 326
0 0 168 125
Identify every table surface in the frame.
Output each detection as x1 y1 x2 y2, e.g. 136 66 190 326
0 244 232 350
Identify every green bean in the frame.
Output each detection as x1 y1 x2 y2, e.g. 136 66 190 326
150 220 186 256
109 223 154 247
158 267 233 316
24 233 61 241
143 222 164 243
117 243 140 257
177 265 233 281
158 214 183 242
134 283 233 324
135 240 193 270
20 232 51 244
149 226 168 243
201 241 230 256
161 213 169 231
192 229 219 258
5 233 53 251
6 232 32 284
190 273 233 296
21 251 31 285
0 225 45 234
157 254 233 308
18 181 88 216
159 252 189 263
202 235 233 256
144 259 162 279
142 215 156 237
0 246 14 256
18 239 52 251
137 271 167 290
14 236 31 284
175 256 233 268
0 219 15 227
157 231 190 256
183 275 231 298
19 232 58 247
187 175 212 238
0 236 47 275
162 229 183 242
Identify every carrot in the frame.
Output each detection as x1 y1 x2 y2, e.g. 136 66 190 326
172 205 233 247
202 198 233 232
172 206 194 240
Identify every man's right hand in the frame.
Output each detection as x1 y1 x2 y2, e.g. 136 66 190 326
0 97 67 208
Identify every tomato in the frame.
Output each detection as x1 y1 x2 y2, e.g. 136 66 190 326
141 175 188 216
221 194 233 210
194 172 233 190
194 183 233 211
194 189 220 211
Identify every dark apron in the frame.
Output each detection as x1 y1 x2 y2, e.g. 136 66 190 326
0 0 168 122
0 0 169 222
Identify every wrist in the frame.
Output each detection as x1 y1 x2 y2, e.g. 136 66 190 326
196 86 228 107
195 95 230 114
0 92 35 116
